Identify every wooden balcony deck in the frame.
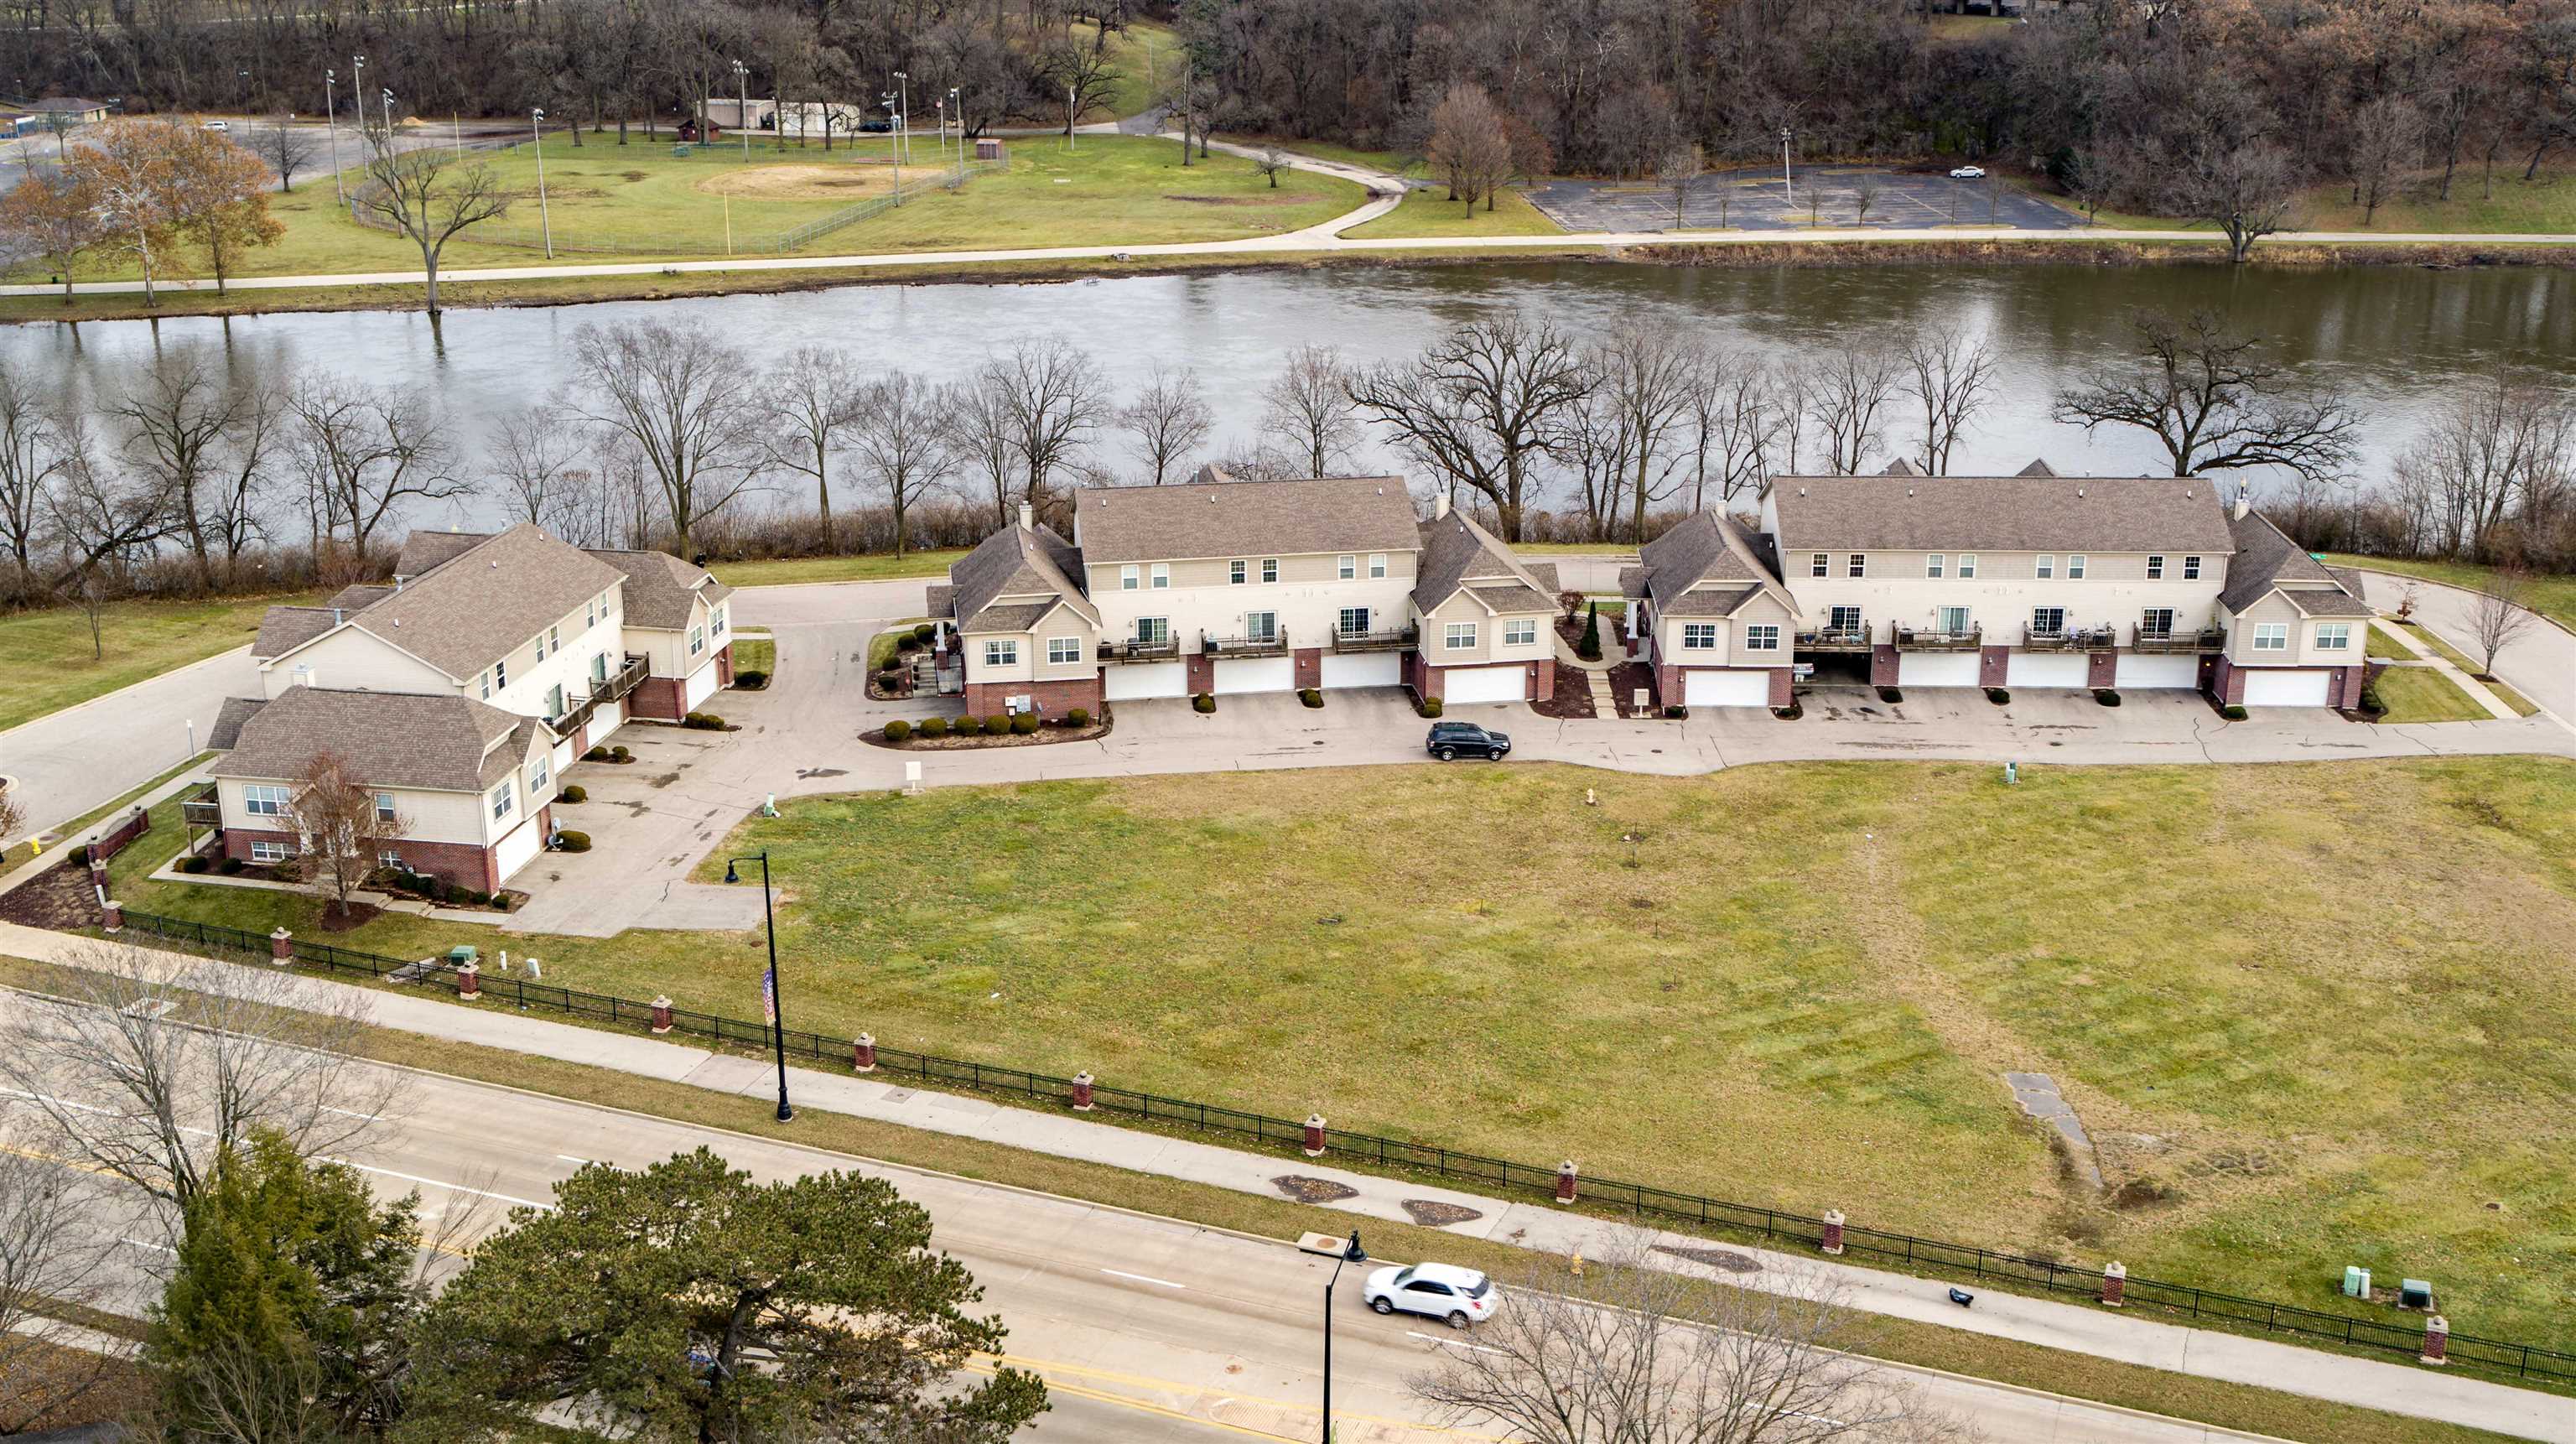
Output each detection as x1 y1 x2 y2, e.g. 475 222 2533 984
2023 626 2119 652
2130 627 2227 654
1330 627 1417 653
1794 622 1873 652
1098 638 1182 663
1892 625 1983 652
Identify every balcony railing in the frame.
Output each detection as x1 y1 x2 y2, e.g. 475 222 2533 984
2131 626 2227 655
180 784 223 830
1332 626 1418 653
548 653 651 737
1794 621 1873 652
1893 624 1983 652
2023 624 2119 652
1204 629 1289 658
1098 637 1182 663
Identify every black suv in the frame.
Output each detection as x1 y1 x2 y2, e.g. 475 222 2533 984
1426 721 1511 761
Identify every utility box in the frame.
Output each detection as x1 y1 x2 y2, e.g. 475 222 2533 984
974 137 1003 161
2401 1279 2434 1310
445 944 479 966
2343 1265 2370 1299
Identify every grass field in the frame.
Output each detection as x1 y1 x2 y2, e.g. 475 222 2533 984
2085 166 2576 236
0 594 307 735
730 635 774 679
101 756 2576 1348
2395 624 2544 716
2368 666 2490 724
709 550 964 588
1344 185 1565 240
1093 19 1183 121
2366 623 2413 661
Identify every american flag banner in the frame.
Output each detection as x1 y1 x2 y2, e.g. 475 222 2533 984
761 965 777 1026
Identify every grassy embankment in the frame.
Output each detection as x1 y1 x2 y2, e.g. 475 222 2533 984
0 594 306 734
94 756 2576 1351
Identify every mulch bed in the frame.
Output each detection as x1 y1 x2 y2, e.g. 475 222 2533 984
1400 1199 1484 1227
865 718 1112 750
1653 1243 1764 1274
1606 660 1659 718
0 858 101 929
315 901 388 932
1530 657 1596 719
1272 1175 1360 1204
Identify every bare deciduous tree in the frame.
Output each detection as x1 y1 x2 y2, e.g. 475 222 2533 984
485 403 588 532
2467 568 2537 676
2166 134 2302 263
1898 325 1998 476
1260 345 1363 479
287 750 410 916
979 339 1108 517
0 1136 122 1435
1252 146 1291 189
0 359 80 581
850 373 957 558
2346 96 2424 226
1800 341 1903 474
567 321 769 557
1348 313 1592 540
1850 173 1883 226
286 371 468 562
250 118 319 194
103 348 254 590
761 346 865 548
1656 147 1701 228
1117 365 1213 486
350 125 512 315
1591 319 1703 539
1412 1252 1977 1444
2052 309 2360 483
1426 83 1515 212
2386 369 2574 559
1681 351 1779 510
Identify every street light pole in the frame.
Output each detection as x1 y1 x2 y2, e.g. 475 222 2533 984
532 107 553 259
1322 1230 1366 1444
325 68 342 204
1780 125 1794 204
732 60 750 162
724 850 793 1122
892 70 909 164
948 86 961 174
883 97 901 200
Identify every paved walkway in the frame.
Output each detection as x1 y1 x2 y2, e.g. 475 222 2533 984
6 923 2564 1444
2347 569 2576 728
2366 620 2519 720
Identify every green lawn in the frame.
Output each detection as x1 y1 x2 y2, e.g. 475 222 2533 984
2328 554 2576 635
2085 167 2576 236
2365 622 2413 661
103 756 2576 1349
710 551 964 588
730 635 774 678
0 594 309 734
1093 19 1183 121
1343 185 1564 239
2368 667 2490 724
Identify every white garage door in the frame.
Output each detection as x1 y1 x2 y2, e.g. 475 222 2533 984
1320 653 1400 688
2114 654 2199 690
1684 669 1770 707
493 820 543 885
2241 668 2333 708
1105 662 1187 700
1443 665 1528 704
2006 653 2090 689
1213 657 1295 694
683 662 719 711
1897 652 1981 688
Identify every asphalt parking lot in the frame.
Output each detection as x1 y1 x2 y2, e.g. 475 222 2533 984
1525 165 2084 233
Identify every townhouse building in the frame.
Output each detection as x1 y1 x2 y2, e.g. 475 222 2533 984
932 475 1561 713
197 523 737 892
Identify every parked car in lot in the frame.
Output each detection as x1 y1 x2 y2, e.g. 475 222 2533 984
1426 720 1509 761
1363 1263 1498 1328
1948 164 1985 179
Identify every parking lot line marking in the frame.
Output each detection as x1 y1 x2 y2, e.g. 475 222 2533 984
1099 1268 1186 1290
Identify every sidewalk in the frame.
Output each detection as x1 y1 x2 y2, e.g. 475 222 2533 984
2366 619 2521 720
5 922 2566 1444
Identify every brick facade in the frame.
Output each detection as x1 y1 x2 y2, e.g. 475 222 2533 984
2086 650 2117 688
961 673 1104 719
715 641 734 687
1185 652 1215 695
1292 647 1322 690
1868 644 1899 688
1977 647 2009 688
220 826 498 895
628 674 686 720
2333 662 2368 709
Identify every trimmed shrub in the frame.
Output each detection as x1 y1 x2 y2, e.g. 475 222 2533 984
1577 601 1602 662
1876 685 1903 704
911 622 936 642
1065 708 1091 728
67 844 89 866
2220 703 2249 720
1985 687 2011 705
2357 684 2386 717
468 889 493 906
553 830 592 853
984 713 1010 733
584 745 611 761
1415 696 1443 719
179 854 210 874
683 711 726 730
218 857 246 875
610 745 632 762
1298 688 1323 709
883 719 912 743
1010 713 1039 735
954 715 984 736
1773 701 1804 721
558 784 587 804
917 715 950 739
1192 693 1216 714
734 668 768 688
896 633 922 653
2093 688 2122 707
1665 704 1690 719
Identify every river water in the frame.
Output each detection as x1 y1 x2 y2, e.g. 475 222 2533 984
11 261 2572 528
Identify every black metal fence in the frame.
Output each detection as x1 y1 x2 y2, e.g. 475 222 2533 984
108 907 2576 1389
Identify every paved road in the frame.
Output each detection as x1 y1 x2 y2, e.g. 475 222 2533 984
2 985 2360 1444
2348 568 2575 722
1528 165 2081 233
0 643 252 847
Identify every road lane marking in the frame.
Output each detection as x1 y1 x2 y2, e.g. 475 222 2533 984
316 1157 552 1211
1406 1330 1506 1355
122 1237 174 1254
556 1154 593 1166
322 1105 378 1119
2 1086 113 1114
1099 1267 1186 1289
976 1353 1502 1441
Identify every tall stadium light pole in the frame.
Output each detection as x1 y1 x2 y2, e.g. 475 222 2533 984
532 108 553 258
882 96 901 200
351 54 365 155
1780 125 1794 204
948 86 961 173
325 69 343 204
732 60 750 162
892 70 909 164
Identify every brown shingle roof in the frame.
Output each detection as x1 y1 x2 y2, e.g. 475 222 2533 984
206 696 267 751
210 688 531 793
592 549 731 631
924 584 957 621
2220 509 2354 613
252 606 340 660
1632 510 1780 616
325 584 395 612
1076 476 1420 564
1768 475 2236 554
338 525 625 680
2284 588 2376 617
946 523 1096 631
1414 512 1559 614
395 530 493 579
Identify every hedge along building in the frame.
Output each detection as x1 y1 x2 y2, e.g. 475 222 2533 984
198 524 739 892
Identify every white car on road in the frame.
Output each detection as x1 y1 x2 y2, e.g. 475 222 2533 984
202 119 230 131
1363 1262 1498 1328
1949 164 1985 179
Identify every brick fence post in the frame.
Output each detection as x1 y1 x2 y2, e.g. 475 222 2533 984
1070 1071 1094 1111
853 1033 876 1072
101 899 122 933
1302 1114 1327 1158
2420 1315 2449 1367
650 996 673 1034
2101 1260 2127 1307
269 928 293 964
88 861 108 899
1820 1209 1846 1256
455 959 480 1001
1554 1160 1578 1205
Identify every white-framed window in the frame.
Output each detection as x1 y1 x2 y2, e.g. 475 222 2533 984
479 670 492 700
1958 553 1977 579
2032 607 2065 634
251 840 294 864
1682 623 1718 650
1926 553 1945 579
377 850 403 869
2068 554 2088 580
1810 553 1829 578
1121 564 1140 590
710 609 725 639
374 792 397 823
1337 607 1371 636
1337 554 1356 579
1246 611 1279 641
1828 605 1863 632
1136 617 1171 644
1150 564 1170 590
1046 636 1081 664
1229 559 1247 585
1743 624 1780 652
534 628 548 662
1846 553 1867 578
244 784 290 817
1368 553 1388 579
2184 555 2203 580
1504 619 1537 647
585 595 597 628
1444 622 1477 650
1936 605 1971 634
603 588 615 616
495 659 508 689
591 652 609 683
529 753 550 794
2036 554 2055 579
688 625 706 657
2141 607 2175 636
984 639 1019 667
546 683 566 719
2315 621 2353 651
2147 555 2166 580
1261 558 1279 583
491 779 516 822
2252 622 2289 652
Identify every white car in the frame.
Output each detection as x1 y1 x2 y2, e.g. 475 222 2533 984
202 119 230 131
1363 1262 1498 1328
1949 164 1985 179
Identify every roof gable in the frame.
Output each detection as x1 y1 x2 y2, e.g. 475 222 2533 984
2220 508 2360 613
351 525 626 680
1767 475 2236 554
1075 476 1421 564
1413 511 1560 614
1633 511 1783 615
595 548 732 631
209 687 529 793
946 523 1097 629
